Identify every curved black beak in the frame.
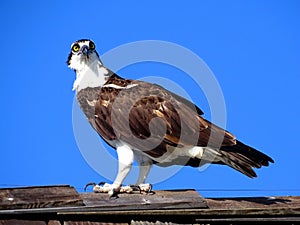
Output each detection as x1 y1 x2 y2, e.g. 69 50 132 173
79 45 89 55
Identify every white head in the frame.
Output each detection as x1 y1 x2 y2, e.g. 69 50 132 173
67 39 109 91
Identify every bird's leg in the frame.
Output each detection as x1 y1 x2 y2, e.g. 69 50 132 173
84 144 134 197
134 153 153 193
108 143 134 197
136 160 151 184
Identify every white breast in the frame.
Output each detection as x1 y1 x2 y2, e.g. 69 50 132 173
70 53 110 92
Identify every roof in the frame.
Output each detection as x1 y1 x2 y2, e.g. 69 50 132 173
0 185 299 224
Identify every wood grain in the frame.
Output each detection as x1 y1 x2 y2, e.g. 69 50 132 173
0 185 83 210
80 189 208 211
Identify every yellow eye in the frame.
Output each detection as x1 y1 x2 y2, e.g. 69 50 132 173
89 41 95 50
72 44 80 52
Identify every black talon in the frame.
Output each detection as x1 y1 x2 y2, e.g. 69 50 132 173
130 185 142 194
109 188 119 199
147 184 153 193
144 184 155 195
84 182 96 191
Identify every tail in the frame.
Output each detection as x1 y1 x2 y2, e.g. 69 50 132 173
219 140 274 178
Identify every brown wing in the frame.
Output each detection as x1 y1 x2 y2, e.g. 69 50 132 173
94 77 236 158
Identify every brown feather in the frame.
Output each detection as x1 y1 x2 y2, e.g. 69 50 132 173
76 73 273 177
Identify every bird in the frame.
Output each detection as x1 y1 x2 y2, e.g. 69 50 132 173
67 39 274 197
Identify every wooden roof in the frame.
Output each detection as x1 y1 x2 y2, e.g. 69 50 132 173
0 185 299 224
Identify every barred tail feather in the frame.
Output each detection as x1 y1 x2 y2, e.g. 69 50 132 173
219 140 274 178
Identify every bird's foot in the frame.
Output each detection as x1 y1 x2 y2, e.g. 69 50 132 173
84 182 153 196
84 182 133 198
131 183 153 194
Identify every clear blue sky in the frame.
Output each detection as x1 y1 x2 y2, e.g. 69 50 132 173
1 1 299 197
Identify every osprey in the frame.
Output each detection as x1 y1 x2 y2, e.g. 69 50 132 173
67 39 274 196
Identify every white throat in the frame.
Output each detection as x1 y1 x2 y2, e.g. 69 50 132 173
70 54 110 92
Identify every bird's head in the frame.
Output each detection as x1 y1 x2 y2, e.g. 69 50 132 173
67 39 101 72
67 39 110 91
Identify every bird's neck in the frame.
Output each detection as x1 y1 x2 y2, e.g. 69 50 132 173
73 59 111 92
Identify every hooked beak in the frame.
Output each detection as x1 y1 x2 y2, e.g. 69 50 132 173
79 45 90 56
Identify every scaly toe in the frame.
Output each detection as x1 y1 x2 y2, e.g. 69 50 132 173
138 183 153 193
84 182 135 195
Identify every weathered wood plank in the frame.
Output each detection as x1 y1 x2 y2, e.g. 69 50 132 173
0 186 299 224
55 195 300 220
195 217 300 222
131 221 176 225
80 189 207 210
47 221 61 225
0 220 46 225
64 222 128 225
0 185 83 210
205 196 300 215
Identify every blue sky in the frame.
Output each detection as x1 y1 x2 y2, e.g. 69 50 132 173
1 1 300 197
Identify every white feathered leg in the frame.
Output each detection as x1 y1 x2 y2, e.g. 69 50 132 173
85 147 153 195
135 151 153 193
136 160 152 184
108 143 134 197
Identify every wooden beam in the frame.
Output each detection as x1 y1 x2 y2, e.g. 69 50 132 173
80 189 208 210
0 186 299 224
0 220 46 225
0 185 83 210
